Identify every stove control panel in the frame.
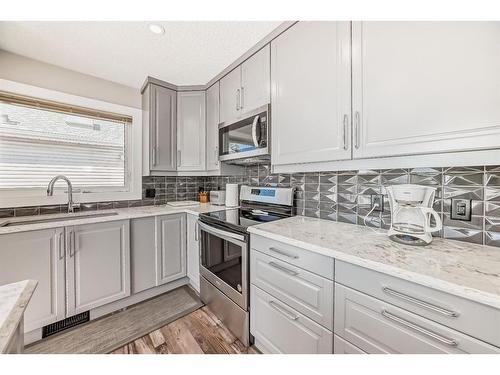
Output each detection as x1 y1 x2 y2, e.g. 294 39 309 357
250 188 276 197
241 186 293 207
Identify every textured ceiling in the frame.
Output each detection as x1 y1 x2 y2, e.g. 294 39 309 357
0 21 282 88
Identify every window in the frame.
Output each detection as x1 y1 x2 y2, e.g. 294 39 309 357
0 99 130 190
0 81 142 208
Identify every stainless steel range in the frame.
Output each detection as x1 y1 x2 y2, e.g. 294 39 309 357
198 185 294 345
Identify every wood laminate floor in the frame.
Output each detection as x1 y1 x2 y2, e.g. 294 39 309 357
111 306 259 354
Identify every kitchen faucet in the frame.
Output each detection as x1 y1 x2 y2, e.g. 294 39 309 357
46 175 80 213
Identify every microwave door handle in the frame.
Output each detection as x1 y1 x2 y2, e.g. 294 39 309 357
251 115 260 147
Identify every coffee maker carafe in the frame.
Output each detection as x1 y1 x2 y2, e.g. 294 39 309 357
386 184 442 246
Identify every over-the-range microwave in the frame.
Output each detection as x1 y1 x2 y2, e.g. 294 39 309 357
218 104 270 164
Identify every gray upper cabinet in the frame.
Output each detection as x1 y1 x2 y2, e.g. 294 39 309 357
219 66 241 124
177 91 206 171
66 220 131 315
219 45 271 123
271 21 352 166
206 82 220 171
240 44 270 113
0 228 66 332
351 22 500 159
156 214 187 285
143 83 177 173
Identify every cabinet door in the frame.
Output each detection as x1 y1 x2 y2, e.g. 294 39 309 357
271 21 352 166
186 213 200 292
177 91 206 171
219 66 241 123
156 214 186 285
67 220 130 315
130 217 156 294
250 285 333 354
241 45 271 113
206 83 220 171
0 228 65 332
150 85 177 171
334 284 500 354
352 21 500 159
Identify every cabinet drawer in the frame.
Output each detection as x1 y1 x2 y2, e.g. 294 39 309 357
335 284 500 354
251 234 334 280
250 285 333 354
251 249 333 329
335 260 500 347
334 335 366 354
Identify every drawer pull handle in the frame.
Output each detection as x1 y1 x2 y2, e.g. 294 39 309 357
269 300 299 321
268 246 299 259
381 309 458 347
382 287 459 318
268 261 298 276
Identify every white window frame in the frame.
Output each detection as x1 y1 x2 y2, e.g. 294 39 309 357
0 79 142 208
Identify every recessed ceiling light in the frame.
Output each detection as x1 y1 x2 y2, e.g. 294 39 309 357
149 24 165 35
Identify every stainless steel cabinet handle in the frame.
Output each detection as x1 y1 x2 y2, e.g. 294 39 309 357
177 150 181 167
381 310 458 347
382 287 459 318
343 114 349 150
268 261 299 276
152 147 156 165
58 232 64 260
195 221 199 242
268 246 299 259
354 111 360 149
69 231 75 257
269 300 299 321
240 86 244 110
236 89 240 111
214 148 219 165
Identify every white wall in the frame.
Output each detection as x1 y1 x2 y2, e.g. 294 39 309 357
0 50 141 109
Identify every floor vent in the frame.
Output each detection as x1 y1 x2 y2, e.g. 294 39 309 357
42 311 90 338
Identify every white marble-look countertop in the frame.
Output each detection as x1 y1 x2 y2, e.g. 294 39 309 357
0 280 37 353
0 203 227 235
248 216 500 310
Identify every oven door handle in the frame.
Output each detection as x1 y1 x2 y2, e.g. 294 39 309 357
198 221 246 243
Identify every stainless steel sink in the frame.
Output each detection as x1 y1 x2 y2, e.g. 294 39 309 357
0 211 119 227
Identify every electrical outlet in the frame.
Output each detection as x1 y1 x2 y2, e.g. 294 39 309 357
370 194 384 212
145 188 156 198
451 198 471 221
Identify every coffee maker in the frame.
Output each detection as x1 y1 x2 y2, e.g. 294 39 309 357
386 184 442 246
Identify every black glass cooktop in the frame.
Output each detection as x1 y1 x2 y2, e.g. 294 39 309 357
199 208 289 233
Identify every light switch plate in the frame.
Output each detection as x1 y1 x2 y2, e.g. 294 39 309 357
451 198 472 221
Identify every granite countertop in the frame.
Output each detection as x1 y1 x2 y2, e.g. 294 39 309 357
0 203 227 235
248 216 500 310
0 280 37 353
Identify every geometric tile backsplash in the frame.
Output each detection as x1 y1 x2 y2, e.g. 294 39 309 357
245 163 500 248
1 163 499 248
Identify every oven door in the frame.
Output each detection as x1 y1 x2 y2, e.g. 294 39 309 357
218 105 269 162
199 221 248 310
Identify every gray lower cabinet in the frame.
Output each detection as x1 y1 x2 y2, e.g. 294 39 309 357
250 285 333 354
130 216 157 294
186 213 200 292
156 214 187 285
0 228 66 332
130 214 187 293
334 284 500 354
250 249 333 329
66 220 130 315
